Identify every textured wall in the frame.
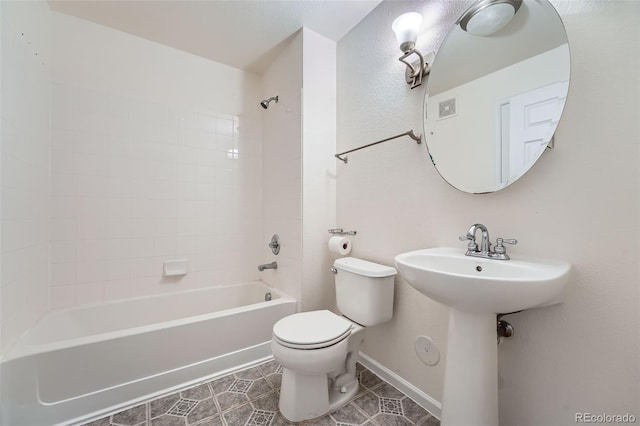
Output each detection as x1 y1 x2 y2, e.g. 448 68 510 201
1 0 51 356
337 0 639 423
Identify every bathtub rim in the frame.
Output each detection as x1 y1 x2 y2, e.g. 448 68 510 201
3 281 293 362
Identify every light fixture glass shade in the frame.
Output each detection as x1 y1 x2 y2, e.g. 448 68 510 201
465 3 516 36
392 12 423 52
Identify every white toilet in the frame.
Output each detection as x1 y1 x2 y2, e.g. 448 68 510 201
271 257 397 422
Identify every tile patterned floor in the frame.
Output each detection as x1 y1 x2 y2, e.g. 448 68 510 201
82 360 440 426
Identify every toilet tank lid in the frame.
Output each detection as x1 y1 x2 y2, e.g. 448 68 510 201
334 257 397 278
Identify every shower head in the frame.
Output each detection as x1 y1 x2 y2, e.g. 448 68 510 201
260 96 279 109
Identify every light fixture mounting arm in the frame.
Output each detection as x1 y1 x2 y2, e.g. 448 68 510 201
399 49 434 89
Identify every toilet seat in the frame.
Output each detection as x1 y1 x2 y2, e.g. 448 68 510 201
273 310 353 350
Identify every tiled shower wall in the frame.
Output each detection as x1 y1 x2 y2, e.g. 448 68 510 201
259 32 303 302
0 0 51 355
49 12 263 308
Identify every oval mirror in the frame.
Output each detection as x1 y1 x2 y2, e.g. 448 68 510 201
424 0 570 193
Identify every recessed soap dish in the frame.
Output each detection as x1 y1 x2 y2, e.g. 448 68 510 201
164 259 188 277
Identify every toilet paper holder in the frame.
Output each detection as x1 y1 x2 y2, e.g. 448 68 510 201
328 228 357 236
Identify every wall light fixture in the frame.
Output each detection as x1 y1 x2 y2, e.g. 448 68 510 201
392 12 434 89
458 0 522 36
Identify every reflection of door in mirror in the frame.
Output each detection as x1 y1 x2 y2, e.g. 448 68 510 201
497 80 569 186
426 42 569 193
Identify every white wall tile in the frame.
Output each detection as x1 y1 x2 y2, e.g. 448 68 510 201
76 175 108 197
76 216 108 240
51 218 78 241
42 11 263 312
75 282 103 305
51 128 79 153
51 104 78 131
51 285 76 309
51 262 76 286
197 114 216 134
51 173 77 196
76 153 107 176
51 240 76 264
106 135 132 158
107 218 133 239
102 280 132 301
76 131 105 155
76 260 109 284
153 237 177 257
106 259 131 281
106 157 131 178
129 257 155 278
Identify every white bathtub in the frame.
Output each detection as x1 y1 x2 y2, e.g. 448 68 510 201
1 281 295 426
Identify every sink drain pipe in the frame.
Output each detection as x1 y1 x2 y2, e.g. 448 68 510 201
497 312 519 344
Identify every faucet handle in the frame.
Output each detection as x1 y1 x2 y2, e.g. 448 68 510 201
459 234 478 251
494 238 517 254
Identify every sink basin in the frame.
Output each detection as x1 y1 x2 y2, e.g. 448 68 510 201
394 247 571 426
394 247 571 314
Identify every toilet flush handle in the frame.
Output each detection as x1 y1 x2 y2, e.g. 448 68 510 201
330 267 338 274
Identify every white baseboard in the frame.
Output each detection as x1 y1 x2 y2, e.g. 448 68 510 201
358 352 442 420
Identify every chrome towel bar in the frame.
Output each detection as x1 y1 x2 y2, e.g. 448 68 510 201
335 130 422 163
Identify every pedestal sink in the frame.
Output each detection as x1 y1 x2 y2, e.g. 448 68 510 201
395 247 570 426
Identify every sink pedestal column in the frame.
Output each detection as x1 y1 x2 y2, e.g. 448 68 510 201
441 309 498 426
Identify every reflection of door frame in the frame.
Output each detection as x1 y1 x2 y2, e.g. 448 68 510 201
495 98 510 187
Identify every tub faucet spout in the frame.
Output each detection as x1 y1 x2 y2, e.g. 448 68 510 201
258 262 277 271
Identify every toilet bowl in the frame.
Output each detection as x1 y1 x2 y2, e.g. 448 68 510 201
271 257 396 422
272 310 365 421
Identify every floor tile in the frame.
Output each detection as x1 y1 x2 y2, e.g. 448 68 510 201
187 398 218 424
417 416 441 426
222 402 254 425
192 415 224 426
191 415 224 426
151 394 181 419
329 403 368 425
371 383 405 400
81 359 439 426
149 414 185 426
216 390 251 413
352 391 380 418
250 391 280 412
167 398 199 417
401 397 430 424
112 403 147 425
83 418 111 426
371 412 414 426
358 369 383 390
181 383 213 401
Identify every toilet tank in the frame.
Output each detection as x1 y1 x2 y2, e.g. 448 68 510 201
334 257 397 326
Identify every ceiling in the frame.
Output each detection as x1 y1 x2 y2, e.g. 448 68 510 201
48 0 383 74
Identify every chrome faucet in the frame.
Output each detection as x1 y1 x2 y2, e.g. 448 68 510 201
459 223 517 260
258 262 277 271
